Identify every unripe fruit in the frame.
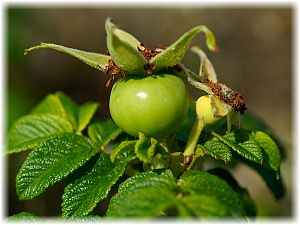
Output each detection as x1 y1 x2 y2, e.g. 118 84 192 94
109 73 190 137
196 95 226 125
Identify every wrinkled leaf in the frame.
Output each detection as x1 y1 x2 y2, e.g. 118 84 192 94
212 130 263 164
208 168 256 217
16 133 95 200
88 119 122 150
150 24 218 70
62 153 127 217
108 186 177 217
107 171 177 217
110 140 137 163
105 18 146 74
31 93 68 117
251 131 281 176
65 215 103 222
203 139 232 163
24 42 110 70
179 194 231 218
77 102 100 132
7 212 38 221
179 170 245 217
6 114 72 154
112 170 177 195
32 92 99 133
55 92 79 129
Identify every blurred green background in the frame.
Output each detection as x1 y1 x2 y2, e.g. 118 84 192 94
6 6 293 218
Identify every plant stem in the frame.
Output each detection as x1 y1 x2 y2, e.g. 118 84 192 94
183 118 205 157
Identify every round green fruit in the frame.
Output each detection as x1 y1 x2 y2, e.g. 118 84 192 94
109 73 190 137
196 95 226 125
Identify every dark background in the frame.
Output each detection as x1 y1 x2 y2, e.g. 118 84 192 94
6 6 293 217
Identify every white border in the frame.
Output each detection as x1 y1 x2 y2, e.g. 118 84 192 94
1 0 298 224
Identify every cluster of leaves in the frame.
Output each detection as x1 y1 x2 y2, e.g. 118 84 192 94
7 18 285 220
7 91 284 220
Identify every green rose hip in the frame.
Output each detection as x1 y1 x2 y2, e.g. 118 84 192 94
109 73 190 137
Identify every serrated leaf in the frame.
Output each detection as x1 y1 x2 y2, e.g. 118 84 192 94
24 42 110 71
110 140 137 163
116 170 177 194
55 92 79 129
16 133 95 200
212 130 263 164
208 168 256 217
77 102 100 132
6 114 73 154
251 131 281 175
107 171 177 217
32 92 100 132
107 186 177 217
88 119 122 150
105 18 147 74
150 25 218 70
31 93 68 116
203 139 232 163
7 212 38 221
179 194 231 218
31 92 78 129
66 215 103 222
179 170 246 217
134 135 150 162
62 153 127 217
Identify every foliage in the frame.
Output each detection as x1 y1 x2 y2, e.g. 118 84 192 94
7 18 284 220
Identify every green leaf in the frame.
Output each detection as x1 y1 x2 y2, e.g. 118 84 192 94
55 92 79 129
116 170 177 193
179 170 246 217
65 215 103 222
31 93 68 116
108 186 177 217
134 135 151 162
7 212 38 221
33 92 100 132
150 25 218 70
16 133 96 200
105 18 147 74
179 194 232 218
251 131 281 175
212 130 263 164
208 168 256 217
77 102 100 132
88 119 122 150
245 161 285 199
110 140 137 163
203 139 232 163
31 91 79 130
62 153 127 217
6 114 73 154
107 171 177 217
24 42 110 71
